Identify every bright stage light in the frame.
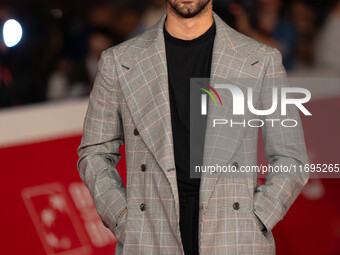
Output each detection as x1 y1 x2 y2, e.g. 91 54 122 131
3 19 23 47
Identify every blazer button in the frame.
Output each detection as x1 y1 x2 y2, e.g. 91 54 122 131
233 202 240 210
140 203 146 211
133 128 139 136
141 164 146 172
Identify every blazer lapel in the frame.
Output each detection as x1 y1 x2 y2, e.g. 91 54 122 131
199 12 264 208
117 13 180 217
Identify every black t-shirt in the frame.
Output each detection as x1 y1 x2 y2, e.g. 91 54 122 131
164 20 216 194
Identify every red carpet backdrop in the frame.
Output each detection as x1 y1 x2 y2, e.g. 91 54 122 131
0 97 339 255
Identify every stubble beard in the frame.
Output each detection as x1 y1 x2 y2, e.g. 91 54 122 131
167 0 211 19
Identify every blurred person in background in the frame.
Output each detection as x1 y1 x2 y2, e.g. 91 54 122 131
2 0 152 106
233 0 298 70
89 1 124 43
315 0 340 73
142 0 167 28
46 0 152 100
212 0 254 30
110 0 149 42
289 0 318 68
46 27 115 100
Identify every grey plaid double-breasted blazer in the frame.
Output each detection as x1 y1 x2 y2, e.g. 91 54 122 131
77 11 309 255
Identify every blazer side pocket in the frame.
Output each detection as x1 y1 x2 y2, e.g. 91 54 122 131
114 206 128 243
252 209 268 237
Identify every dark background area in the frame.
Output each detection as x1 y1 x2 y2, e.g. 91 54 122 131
1 0 340 108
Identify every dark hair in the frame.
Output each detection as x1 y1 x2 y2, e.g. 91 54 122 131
89 26 113 38
114 0 149 13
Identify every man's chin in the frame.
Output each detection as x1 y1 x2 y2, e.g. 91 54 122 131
168 0 210 19
177 11 200 18
171 7 203 18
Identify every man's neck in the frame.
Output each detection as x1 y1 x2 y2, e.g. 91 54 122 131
164 5 213 40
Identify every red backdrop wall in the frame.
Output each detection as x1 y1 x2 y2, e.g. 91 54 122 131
1 97 339 255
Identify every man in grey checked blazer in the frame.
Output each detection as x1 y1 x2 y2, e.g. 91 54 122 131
77 1 309 254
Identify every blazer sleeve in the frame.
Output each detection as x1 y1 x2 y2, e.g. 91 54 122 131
76 49 127 238
253 46 310 233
